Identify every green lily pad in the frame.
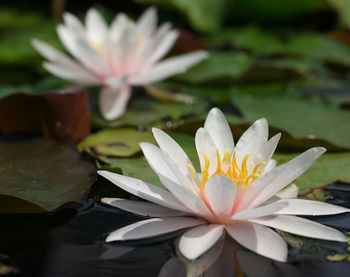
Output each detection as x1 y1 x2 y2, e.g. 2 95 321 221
0 137 96 213
176 52 254 84
231 93 350 150
275 152 350 195
327 0 350 26
78 128 155 158
137 0 227 32
91 97 208 129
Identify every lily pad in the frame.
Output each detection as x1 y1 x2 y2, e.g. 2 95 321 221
0 137 96 213
137 0 227 32
231 93 350 150
91 97 208 129
274 152 350 195
78 128 155 158
176 52 253 84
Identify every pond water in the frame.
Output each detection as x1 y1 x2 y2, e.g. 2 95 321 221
1 184 350 277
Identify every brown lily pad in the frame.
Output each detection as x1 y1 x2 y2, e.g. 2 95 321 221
0 88 90 144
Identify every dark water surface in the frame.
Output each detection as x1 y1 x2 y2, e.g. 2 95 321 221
1 184 350 277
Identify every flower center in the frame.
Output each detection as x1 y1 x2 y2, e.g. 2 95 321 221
187 149 266 213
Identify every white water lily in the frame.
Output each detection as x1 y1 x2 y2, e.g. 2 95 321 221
31 8 208 120
99 108 349 262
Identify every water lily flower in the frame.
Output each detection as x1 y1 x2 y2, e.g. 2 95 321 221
99 108 349 262
31 8 208 120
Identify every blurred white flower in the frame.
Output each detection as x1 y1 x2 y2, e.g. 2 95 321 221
32 8 208 120
99 107 349 262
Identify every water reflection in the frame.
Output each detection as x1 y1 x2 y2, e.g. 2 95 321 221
158 235 299 277
7 201 350 276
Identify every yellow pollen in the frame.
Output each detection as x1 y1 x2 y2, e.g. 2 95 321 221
187 149 267 197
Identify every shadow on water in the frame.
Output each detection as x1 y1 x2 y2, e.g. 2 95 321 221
1 182 350 276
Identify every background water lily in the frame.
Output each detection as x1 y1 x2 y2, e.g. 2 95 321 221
99 107 349 262
31 8 208 120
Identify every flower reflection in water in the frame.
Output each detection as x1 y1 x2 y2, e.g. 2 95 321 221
158 235 299 277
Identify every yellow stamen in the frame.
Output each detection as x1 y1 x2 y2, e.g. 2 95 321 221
189 150 266 193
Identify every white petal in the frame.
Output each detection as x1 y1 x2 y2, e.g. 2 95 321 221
43 62 99 85
32 39 67 62
106 217 204 241
136 7 157 36
195 127 217 175
131 51 208 85
259 133 281 167
179 224 224 260
101 198 188 217
99 85 131 120
264 159 277 173
205 175 237 218
204 108 234 156
57 25 108 75
232 201 287 220
32 39 100 84
226 222 288 262
85 8 108 44
273 199 350 215
152 127 193 176
235 118 268 166
142 30 178 67
139 143 211 218
109 14 129 43
244 147 326 209
276 184 299 198
97 170 189 213
250 215 347 242
63 12 84 33
158 258 186 277
139 142 192 190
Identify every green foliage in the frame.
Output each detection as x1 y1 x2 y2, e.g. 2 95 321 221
0 138 96 213
78 128 155 158
231 93 350 150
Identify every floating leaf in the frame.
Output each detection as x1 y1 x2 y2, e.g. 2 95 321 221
231 93 350 150
137 0 227 32
91 97 208 129
327 0 350 26
0 89 90 144
176 52 253 84
78 128 155 158
0 137 96 213
274 152 350 196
